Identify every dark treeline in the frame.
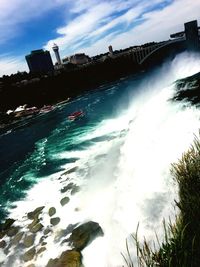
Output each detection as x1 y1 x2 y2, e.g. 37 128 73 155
0 54 140 112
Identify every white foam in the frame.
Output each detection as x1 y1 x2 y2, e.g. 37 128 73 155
4 52 200 267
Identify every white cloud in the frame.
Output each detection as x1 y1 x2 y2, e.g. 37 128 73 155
77 0 200 56
0 56 27 76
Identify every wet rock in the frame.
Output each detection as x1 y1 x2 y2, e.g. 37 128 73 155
48 207 56 217
27 264 35 267
0 232 5 239
41 241 47 246
37 246 46 254
62 167 78 176
46 258 59 267
23 234 35 248
0 240 6 249
71 186 80 195
22 247 36 262
60 183 75 193
50 217 60 226
39 235 47 244
44 228 52 235
69 221 104 251
12 231 24 245
46 250 81 267
60 197 70 206
7 226 19 237
0 218 15 231
28 218 39 230
30 223 43 234
27 206 44 220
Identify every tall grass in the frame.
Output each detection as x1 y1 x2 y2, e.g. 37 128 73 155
124 134 200 267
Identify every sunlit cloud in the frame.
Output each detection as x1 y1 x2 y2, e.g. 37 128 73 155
0 56 27 76
0 0 200 75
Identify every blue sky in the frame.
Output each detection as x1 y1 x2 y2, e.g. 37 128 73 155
0 0 199 76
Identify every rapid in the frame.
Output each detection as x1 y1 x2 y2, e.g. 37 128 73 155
0 52 200 266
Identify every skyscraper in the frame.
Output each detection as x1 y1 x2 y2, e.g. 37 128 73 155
25 49 54 73
52 43 62 65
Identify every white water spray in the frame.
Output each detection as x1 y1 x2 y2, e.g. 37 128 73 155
3 52 200 267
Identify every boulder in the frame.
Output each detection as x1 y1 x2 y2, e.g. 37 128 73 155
62 167 78 176
12 231 24 245
37 246 46 254
60 197 70 206
7 226 19 237
46 250 81 267
22 247 36 262
0 218 15 231
28 218 39 230
27 206 44 220
44 228 51 235
23 234 35 248
0 240 6 249
27 264 35 267
30 223 43 234
68 221 103 251
48 207 56 217
61 183 75 193
50 217 60 226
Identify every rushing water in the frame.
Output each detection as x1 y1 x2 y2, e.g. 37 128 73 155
1 52 200 267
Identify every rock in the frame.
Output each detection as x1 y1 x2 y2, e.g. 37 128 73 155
60 183 75 193
22 247 36 262
45 250 81 267
0 232 5 239
60 197 70 206
48 207 56 217
41 241 47 246
11 231 24 245
27 264 35 267
30 223 43 233
28 218 39 230
37 246 46 254
44 228 52 235
0 240 6 249
69 221 104 251
62 167 78 176
0 218 15 231
23 234 35 248
46 258 59 267
27 206 44 220
50 217 60 226
7 226 19 237
71 186 80 195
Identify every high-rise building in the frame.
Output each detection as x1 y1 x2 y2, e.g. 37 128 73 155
25 49 54 73
52 43 62 65
184 20 200 51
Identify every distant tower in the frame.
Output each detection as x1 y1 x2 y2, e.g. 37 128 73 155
52 43 62 65
108 45 114 57
184 20 200 51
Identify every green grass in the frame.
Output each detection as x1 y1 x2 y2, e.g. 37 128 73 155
124 134 200 267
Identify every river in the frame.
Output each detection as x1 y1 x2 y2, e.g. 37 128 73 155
0 52 200 266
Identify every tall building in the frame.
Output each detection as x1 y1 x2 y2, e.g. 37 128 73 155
25 49 54 73
108 45 114 57
184 20 199 51
52 43 62 65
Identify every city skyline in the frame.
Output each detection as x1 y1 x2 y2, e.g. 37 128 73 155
0 0 200 76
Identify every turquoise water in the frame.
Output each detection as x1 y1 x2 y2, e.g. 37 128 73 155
0 75 140 222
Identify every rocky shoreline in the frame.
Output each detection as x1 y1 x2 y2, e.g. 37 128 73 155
0 167 104 267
